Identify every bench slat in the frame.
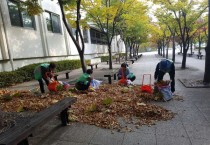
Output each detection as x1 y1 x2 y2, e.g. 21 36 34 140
0 97 76 145
54 70 72 80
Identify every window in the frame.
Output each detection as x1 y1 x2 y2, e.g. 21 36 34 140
90 28 107 45
7 0 35 29
44 11 61 33
83 30 88 43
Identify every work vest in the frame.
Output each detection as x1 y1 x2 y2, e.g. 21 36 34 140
34 63 50 80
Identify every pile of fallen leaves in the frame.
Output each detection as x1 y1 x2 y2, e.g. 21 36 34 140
0 84 175 131
0 89 71 112
70 84 174 130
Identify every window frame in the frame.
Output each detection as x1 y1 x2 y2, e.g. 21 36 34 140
44 11 62 34
83 29 88 43
90 28 107 45
7 0 36 29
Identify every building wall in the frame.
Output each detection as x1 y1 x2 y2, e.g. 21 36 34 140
0 0 125 72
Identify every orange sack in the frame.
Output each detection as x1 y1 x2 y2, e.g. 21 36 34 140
48 81 59 92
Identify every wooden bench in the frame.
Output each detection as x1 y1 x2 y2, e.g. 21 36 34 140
88 57 101 69
138 54 142 58
104 69 118 84
187 53 193 57
0 97 76 145
197 54 203 59
54 70 72 80
127 59 135 64
88 63 98 70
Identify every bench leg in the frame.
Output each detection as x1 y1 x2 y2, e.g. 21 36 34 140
54 76 58 81
18 138 29 145
90 65 93 70
132 60 134 64
95 64 98 69
66 73 69 79
61 108 69 126
108 76 112 84
114 74 117 80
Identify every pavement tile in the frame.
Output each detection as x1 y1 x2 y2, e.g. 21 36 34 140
176 107 209 125
122 132 156 145
173 101 198 109
156 135 191 145
191 138 210 145
5 51 210 145
155 121 188 137
197 107 210 122
34 139 89 145
183 124 210 140
134 125 156 134
90 129 124 145
58 123 99 143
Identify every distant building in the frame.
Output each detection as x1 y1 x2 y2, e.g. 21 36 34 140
0 0 125 72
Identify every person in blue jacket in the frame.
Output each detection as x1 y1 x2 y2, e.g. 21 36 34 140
154 59 175 93
34 63 56 93
117 63 136 82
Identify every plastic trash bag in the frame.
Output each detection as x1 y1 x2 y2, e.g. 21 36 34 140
127 79 133 85
158 85 172 101
91 79 102 89
118 78 127 85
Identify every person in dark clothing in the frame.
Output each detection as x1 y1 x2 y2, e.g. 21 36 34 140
75 69 93 90
117 63 136 82
154 59 175 93
34 63 56 93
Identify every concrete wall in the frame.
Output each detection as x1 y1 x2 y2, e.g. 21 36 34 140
0 0 125 72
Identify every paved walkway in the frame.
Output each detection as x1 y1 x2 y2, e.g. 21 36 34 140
10 51 210 145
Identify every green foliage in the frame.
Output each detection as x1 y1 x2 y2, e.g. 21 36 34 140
101 56 109 62
1 93 13 101
86 104 98 113
102 97 113 106
100 56 117 62
119 53 126 57
56 84 64 91
0 59 87 88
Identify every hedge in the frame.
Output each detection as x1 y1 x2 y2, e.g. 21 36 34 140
100 55 118 62
0 59 89 88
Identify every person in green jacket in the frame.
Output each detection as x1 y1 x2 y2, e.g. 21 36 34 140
34 63 56 93
75 69 93 90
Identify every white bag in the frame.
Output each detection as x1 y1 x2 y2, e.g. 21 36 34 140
91 79 102 89
127 79 133 85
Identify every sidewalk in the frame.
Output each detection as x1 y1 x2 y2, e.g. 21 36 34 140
11 52 210 145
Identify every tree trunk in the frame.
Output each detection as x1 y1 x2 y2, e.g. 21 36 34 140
166 43 169 59
162 45 165 57
172 34 175 62
58 0 87 73
79 52 87 72
190 40 193 54
203 46 210 83
129 46 132 58
199 34 201 54
108 44 113 69
179 43 183 53
181 40 189 69
181 48 187 68
203 0 210 84
160 47 162 56
0 110 3 127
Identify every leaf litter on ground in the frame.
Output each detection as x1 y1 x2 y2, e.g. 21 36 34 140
0 83 176 132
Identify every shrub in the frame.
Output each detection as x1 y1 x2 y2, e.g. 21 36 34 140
100 56 116 62
0 59 89 88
